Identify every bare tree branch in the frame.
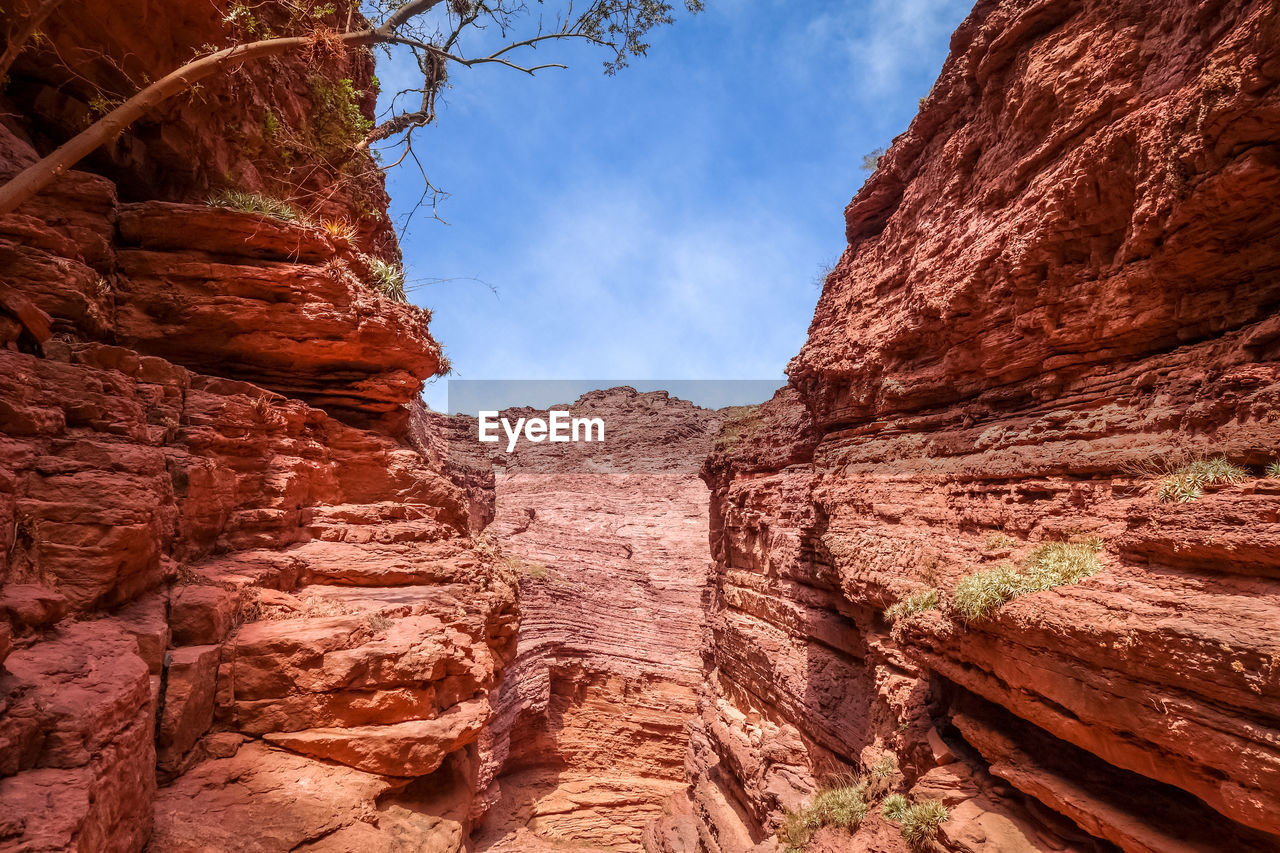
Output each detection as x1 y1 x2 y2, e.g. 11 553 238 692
0 0 702 217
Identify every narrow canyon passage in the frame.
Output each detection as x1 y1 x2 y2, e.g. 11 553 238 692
468 390 725 851
2 0 1280 852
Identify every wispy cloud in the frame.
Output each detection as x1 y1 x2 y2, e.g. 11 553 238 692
380 1 975 411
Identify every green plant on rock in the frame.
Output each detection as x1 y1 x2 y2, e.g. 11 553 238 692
885 588 938 622
207 189 304 222
881 793 909 822
1158 456 1247 503
983 531 1017 551
1266 461 1280 479
900 800 949 850
861 146 886 172
953 540 1103 622
307 75 374 158
367 258 407 302
777 782 868 852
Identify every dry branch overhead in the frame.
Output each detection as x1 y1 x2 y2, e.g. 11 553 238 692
0 0 703 216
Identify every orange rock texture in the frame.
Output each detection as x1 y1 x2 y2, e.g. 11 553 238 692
650 1 1280 851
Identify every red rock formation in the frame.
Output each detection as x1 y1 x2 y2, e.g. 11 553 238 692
655 1 1280 852
467 389 725 852
7 1 1280 851
0 6 513 849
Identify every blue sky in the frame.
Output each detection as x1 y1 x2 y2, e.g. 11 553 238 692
374 0 974 412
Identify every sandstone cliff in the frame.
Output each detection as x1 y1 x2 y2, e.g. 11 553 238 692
652 1 1280 851
0 3 515 850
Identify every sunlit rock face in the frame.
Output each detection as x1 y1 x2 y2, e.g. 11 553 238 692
468 389 726 852
0 2 513 849
650 1 1280 851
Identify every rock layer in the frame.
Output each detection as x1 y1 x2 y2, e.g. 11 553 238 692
0 11 511 845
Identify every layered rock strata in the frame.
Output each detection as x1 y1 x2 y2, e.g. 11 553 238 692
469 389 725 852
652 1 1280 851
0 8 514 844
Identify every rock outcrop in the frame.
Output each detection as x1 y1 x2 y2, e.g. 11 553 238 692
653 1 1280 851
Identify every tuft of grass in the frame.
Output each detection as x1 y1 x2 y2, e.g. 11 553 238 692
983 531 1018 551
952 564 1022 623
808 785 868 830
1022 540 1104 588
778 809 812 853
507 556 553 582
881 793 909 822
367 258 407 302
778 783 867 852
953 540 1103 622
869 756 896 779
1266 462 1280 479
715 405 763 451
898 800 949 850
207 189 304 222
885 588 939 623
1158 457 1247 503
321 218 357 242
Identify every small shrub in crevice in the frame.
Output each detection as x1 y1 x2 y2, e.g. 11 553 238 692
983 531 1018 551
885 588 938 623
367 258 408 302
207 189 305 223
896 800 949 850
778 782 868 852
1266 461 1280 479
1158 456 1247 503
952 540 1103 622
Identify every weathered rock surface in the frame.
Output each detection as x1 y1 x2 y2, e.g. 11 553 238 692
653 1 1280 852
0 10 513 846
470 389 725 852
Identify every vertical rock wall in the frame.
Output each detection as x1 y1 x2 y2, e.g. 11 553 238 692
0 3 516 850
654 1 1280 852
469 389 725 852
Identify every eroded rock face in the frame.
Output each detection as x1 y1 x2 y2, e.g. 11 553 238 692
0 21 512 847
469 389 726 852
655 1 1280 852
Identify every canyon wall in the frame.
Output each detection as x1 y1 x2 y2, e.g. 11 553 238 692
0 3 515 850
5 1 1280 852
465 389 725 852
650 0 1280 851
